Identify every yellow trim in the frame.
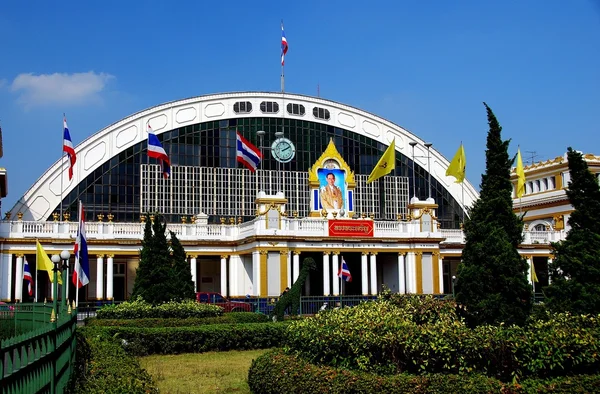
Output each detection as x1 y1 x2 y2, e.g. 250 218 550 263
432 252 440 294
260 251 268 297
280 250 288 293
519 210 571 222
416 252 423 294
555 173 563 189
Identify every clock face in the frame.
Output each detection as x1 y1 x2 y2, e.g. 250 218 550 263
271 138 296 163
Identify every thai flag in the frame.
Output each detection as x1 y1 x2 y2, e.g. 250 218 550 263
236 132 262 172
338 258 352 282
72 200 90 288
23 259 34 296
63 117 76 180
147 125 171 179
281 22 288 66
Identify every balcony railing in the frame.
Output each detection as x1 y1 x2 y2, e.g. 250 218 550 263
0 218 567 245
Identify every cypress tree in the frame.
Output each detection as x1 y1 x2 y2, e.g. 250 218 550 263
169 231 196 301
454 103 532 326
132 213 185 304
544 148 600 314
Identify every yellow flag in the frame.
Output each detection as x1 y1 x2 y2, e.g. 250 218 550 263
36 240 62 284
367 140 395 184
516 148 526 198
446 143 466 183
531 261 539 283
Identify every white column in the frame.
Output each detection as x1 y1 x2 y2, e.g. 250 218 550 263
229 255 240 297
220 255 228 297
361 252 369 295
252 251 261 297
369 252 378 295
96 255 104 300
15 254 24 301
190 255 197 292
331 252 340 296
287 250 292 288
406 252 416 293
527 256 534 286
398 253 406 294
106 255 114 301
0 253 13 301
437 254 444 294
292 251 300 284
547 257 552 284
322 252 330 296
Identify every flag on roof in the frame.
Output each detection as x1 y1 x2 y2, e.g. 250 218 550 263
281 22 288 66
367 140 395 184
338 258 352 282
446 143 466 183
23 259 33 296
236 132 262 172
63 117 77 180
147 125 171 179
72 200 90 288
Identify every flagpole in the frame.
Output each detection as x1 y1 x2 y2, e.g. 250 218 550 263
60 114 65 221
35 258 38 302
281 20 285 94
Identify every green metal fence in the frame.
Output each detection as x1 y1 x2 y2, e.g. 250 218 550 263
0 303 77 394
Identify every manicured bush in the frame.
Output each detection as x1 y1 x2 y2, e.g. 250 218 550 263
248 349 505 394
95 298 222 319
284 300 600 380
248 350 600 394
87 312 270 327
80 321 291 356
67 329 158 394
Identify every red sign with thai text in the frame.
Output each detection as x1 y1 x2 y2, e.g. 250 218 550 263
328 220 374 237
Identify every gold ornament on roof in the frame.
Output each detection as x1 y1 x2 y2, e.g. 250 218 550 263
308 138 356 187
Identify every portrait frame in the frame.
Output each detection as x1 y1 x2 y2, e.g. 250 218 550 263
318 168 346 211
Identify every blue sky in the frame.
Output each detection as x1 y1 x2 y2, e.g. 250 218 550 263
1 1 599 213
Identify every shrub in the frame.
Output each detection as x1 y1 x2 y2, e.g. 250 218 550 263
67 329 158 394
80 321 291 356
249 350 600 393
95 298 222 319
87 312 270 327
284 301 600 380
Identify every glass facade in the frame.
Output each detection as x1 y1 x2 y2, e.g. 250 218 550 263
55 117 465 227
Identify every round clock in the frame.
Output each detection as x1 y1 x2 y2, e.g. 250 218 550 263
271 138 296 163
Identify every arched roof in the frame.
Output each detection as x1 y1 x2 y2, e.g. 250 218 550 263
10 92 479 221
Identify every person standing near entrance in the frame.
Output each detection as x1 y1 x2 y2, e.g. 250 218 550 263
320 172 343 210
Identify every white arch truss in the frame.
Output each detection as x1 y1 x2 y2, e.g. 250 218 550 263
10 92 479 221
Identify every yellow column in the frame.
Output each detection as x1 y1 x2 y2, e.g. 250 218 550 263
416 252 423 294
280 250 288 293
260 250 268 297
432 251 440 294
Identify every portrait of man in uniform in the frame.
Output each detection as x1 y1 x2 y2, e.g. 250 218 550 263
319 169 345 210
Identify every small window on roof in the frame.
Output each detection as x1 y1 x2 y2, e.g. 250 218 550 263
313 107 330 120
260 101 279 113
233 101 252 114
286 103 305 116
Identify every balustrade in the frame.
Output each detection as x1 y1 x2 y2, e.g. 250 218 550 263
0 218 566 244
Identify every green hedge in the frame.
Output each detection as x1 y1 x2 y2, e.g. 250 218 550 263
80 322 291 356
67 329 158 394
96 298 222 319
86 312 270 327
248 350 600 394
285 300 600 380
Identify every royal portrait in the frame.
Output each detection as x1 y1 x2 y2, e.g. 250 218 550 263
318 168 346 210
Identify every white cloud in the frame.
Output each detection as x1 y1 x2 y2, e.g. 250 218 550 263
11 71 115 108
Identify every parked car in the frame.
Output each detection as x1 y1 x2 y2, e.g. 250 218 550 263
195 292 253 312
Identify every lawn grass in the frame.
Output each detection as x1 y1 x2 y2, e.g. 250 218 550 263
139 349 269 394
